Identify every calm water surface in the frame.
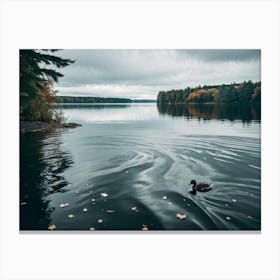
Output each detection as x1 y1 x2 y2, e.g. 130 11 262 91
20 103 261 230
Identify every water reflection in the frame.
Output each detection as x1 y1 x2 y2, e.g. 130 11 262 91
55 103 131 110
20 130 73 230
157 103 261 123
58 103 158 123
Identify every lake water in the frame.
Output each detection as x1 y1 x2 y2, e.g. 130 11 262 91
20 103 261 231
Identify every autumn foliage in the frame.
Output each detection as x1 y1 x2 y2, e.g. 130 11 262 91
20 49 74 121
157 81 261 104
24 80 62 121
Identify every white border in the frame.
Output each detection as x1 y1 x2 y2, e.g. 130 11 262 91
0 1 279 280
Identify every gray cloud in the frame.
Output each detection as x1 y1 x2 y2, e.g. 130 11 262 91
55 49 260 99
178 49 260 62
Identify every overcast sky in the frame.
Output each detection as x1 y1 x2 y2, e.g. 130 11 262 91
56 49 260 99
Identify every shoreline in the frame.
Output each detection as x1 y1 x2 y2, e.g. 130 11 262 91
20 121 81 133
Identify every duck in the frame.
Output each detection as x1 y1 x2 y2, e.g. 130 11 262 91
189 179 213 195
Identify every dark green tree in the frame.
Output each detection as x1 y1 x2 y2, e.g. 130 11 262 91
238 80 254 103
20 49 74 120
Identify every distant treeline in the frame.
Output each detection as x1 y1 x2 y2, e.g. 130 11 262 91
133 99 156 103
157 81 261 104
57 96 132 103
57 96 156 103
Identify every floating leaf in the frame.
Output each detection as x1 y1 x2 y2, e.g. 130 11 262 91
106 210 115 213
225 216 231 221
101 193 108 197
48 224 56 230
176 213 186 220
83 208 88 212
20 202 27 206
142 224 148 231
231 198 237 203
162 196 167 200
98 219 103 223
68 214 75 218
131 207 139 212
60 203 70 208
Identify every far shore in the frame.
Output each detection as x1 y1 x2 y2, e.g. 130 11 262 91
20 121 81 133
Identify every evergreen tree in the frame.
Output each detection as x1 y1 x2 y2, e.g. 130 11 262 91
20 49 74 120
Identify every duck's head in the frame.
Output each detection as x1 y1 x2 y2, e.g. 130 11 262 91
190 179 196 185
189 180 197 195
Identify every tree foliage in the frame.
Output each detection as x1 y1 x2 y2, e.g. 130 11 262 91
157 81 261 104
20 49 74 121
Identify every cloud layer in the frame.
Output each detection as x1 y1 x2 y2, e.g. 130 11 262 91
56 49 260 99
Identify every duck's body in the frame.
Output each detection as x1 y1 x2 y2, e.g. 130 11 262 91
189 180 213 195
194 182 213 191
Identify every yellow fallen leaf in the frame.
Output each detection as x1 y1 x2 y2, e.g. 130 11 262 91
98 219 103 223
142 224 148 231
101 193 108 197
131 207 139 212
68 214 75 218
106 210 115 213
48 224 56 230
60 203 70 208
225 216 231 221
176 213 186 220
